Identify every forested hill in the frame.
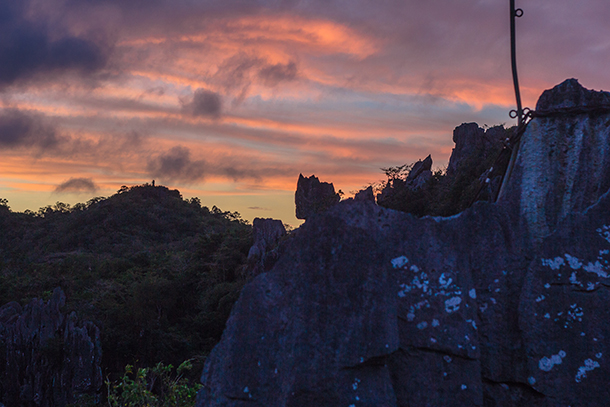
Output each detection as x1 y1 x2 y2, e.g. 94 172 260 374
0 184 252 378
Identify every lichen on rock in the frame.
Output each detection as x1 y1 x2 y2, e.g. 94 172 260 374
197 80 610 407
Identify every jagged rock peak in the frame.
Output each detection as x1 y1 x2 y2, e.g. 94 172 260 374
406 155 432 182
447 123 504 177
246 218 287 277
499 79 610 243
354 186 375 203
294 174 340 220
535 78 610 112
197 80 610 407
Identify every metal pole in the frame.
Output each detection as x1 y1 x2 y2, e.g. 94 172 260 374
496 0 524 202
510 0 523 126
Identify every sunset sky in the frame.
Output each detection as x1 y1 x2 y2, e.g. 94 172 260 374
0 0 608 226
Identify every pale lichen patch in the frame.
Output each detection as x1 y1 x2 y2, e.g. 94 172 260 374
596 225 610 243
565 254 583 270
392 256 408 269
583 261 608 278
445 296 462 313
439 273 452 289
575 359 600 383
542 257 565 270
539 351 566 372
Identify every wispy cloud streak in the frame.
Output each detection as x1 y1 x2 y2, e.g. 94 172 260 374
0 0 608 222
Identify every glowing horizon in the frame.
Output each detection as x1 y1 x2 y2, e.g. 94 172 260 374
1 1 609 225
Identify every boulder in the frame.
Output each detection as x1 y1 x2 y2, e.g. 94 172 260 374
197 80 610 406
295 174 340 220
0 287 102 407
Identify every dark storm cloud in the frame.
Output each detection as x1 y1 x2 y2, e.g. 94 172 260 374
258 61 298 87
146 146 206 183
0 0 110 87
0 109 60 149
55 177 99 193
183 89 222 118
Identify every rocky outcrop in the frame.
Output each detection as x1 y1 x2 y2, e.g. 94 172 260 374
377 155 433 208
246 218 287 277
498 78 610 244
0 287 102 407
405 154 433 188
295 174 341 220
447 123 505 177
354 186 375 203
197 80 610 406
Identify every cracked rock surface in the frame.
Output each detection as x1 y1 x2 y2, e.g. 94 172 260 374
197 79 610 406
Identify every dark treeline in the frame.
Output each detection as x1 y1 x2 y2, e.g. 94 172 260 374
0 184 252 384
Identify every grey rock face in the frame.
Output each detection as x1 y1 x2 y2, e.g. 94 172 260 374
406 154 432 183
0 287 102 407
499 78 610 243
197 81 610 406
535 78 610 113
448 123 505 177
354 186 375 202
295 174 340 220
246 218 287 277
406 155 433 191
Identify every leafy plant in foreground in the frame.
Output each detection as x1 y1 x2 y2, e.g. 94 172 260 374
106 360 202 407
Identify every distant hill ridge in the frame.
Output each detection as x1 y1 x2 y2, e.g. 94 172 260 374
0 183 252 405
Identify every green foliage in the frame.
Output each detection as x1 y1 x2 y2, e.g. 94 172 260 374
376 125 512 217
0 183 252 393
380 163 413 182
106 360 201 407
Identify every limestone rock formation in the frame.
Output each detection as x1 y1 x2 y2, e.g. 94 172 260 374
0 287 102 407
354 186 375 203
498 78 610 244
377 155 434 208
406 154 433 184
294 174 340 220
246 218 287 277
447 123 506 178
197 79 610 406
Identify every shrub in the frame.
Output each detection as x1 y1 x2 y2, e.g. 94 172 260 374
106 360 202 407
